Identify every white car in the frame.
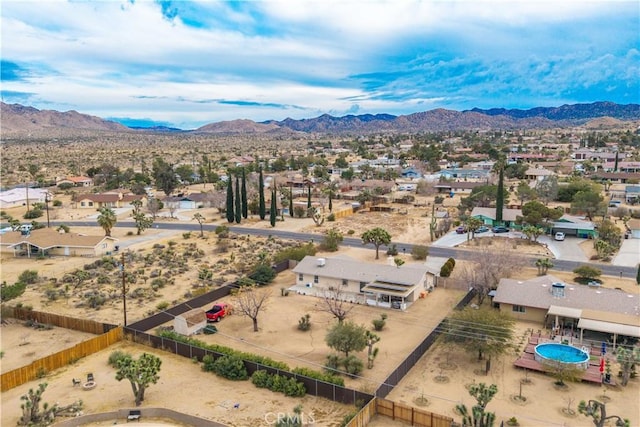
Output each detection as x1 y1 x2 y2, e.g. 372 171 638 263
554 232 565 241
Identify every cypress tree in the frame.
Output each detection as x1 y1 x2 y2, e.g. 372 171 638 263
270 186 277 227
289 185 294 217
328 190 333 212
235 176 241 223
636 264 640 285
258 167 266 220
226 174 234 223
614 151 619 172
307 183 312 209
241 168 248 219
496 166 504 223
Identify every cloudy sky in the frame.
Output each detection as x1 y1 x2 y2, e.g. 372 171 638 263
1 0 638 129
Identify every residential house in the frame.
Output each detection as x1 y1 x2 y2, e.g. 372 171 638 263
470 207 522 228
624 186 640 204
591 172 640 184
56 176 93 187
493 275 640 347
291 256 437 309
437 168 490 180
74 192 146 209
0 188 51 209
524 167 555 183
400 167 420 179
603 161 640 173
551 215 596 238
0 229 118 258
163 193 213 210
434 181 485 195
173 308 206 336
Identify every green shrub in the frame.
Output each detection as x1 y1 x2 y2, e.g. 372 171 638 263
273 243 317 263
347 230 355 235
440 264 452 277
386 244 398 256
372 314 387 331
325 354 341 374
18 270 39 285
411 245 429 260
52 199 62 207
156 301 169 311
0 282 27 301
249 264 276 285
291 367 344 386
327 213 336 221
342 355 363 377
210 355 248 381
58 182 74 190
182 232 192 239
251 371 305 397
215 225 229 237
107 350 131 367
24 209 43 219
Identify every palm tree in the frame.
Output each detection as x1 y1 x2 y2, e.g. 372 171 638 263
97 207 117 237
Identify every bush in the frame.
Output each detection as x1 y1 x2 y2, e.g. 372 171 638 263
434 195 445 204
342 355 363 377
249 264 276 285
273 243 317 263
182 232 191 239
440 264 452 277
107 350 131 367
372 314 388 331
52 200 62 207
18 270 39 284
215 225 229 238
386 244 398 256
57 182 74 190
411 245 429 260
206 355 248 381
327 213 336 221
298 314 311 331
23 209 43 219
290 367 344 387
156 301 169 311
0 282 27 301
573 265 602 281
251 371 306 397
293 206 306 218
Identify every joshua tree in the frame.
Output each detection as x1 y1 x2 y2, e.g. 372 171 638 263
115 353 162 406
365 330 380 369
616 346 640 386
456 383 498 427
361 227 392 259
578 400 630 427
193 213 205 237
535 258 554 276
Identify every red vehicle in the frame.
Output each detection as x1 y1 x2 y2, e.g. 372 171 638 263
206 302 231 322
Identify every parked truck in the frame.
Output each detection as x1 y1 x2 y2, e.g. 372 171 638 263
206 302 231 322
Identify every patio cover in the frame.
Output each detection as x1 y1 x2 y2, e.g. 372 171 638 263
361 281 415 299
578 318 640 338
547 305 582 319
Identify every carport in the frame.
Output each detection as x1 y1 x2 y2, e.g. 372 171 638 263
551 222 596 238
546 305 582 333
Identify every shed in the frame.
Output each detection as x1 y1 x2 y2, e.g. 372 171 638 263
174 308 206 336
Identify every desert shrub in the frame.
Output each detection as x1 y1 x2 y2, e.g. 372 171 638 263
293 206 306 218
372 314 388 331
215 225 229 237
573 265 602 282
198 269 213 281
18 270 39 284
342 355 363 377
150 278 167 290
58 182 74 190
325 354 341 374
182 232 191 239
298 314 311 331
290 367 344 386
434 195 445 204
440 264 452 277
386 244 398 256
107 350 131 367
156 301 169 311
52 199 62 207
85 291 107 309
210 355 248 381
327 213 336 221
411 245 429 260
23 209 43 219
1 282 27 301
273 243 317 263
347 229 355 235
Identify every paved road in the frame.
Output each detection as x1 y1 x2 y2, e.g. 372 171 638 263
51 220 639 279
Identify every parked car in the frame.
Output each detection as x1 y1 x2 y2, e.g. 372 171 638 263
206 302 231 322
554 232 566 241
476 226 489 233
491 226 510 233
455 226 466 234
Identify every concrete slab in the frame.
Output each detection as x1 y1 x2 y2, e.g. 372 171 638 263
612 238 640 267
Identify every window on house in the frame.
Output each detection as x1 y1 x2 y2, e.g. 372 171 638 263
298 274 304 282
342 279 348 287
512 305 526 313
314 275 319 284
88 202 93 207
80 202 86 207
359 281 367 291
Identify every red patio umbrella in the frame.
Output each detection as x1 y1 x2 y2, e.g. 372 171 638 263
599 358 605 374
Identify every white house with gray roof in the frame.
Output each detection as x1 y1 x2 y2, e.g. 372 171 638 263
493 275 640 347
291 256 437 309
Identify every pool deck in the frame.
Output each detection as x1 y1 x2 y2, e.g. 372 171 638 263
513 334 615 385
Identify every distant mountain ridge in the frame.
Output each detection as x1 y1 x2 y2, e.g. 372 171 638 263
2 101 639 137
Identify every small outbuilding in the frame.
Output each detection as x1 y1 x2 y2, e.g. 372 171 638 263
174 308 206 336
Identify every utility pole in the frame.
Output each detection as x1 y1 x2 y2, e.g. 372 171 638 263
120 252 127 326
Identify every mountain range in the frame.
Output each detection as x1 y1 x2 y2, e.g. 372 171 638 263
1 101 639 137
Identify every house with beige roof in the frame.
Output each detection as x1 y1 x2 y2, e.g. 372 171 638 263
493 275 640 348
73 192 146 209
0 229 118 258
56 176 93 187
291 256 438 310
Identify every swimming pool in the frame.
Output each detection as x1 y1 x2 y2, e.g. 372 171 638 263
534 343 589 369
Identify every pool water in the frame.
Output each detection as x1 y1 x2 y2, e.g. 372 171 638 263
534 343 589 369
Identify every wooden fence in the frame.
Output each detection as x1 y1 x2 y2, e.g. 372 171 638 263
3 306 116 335
375 398 453 427
346 397 377 427
1 327 123 391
